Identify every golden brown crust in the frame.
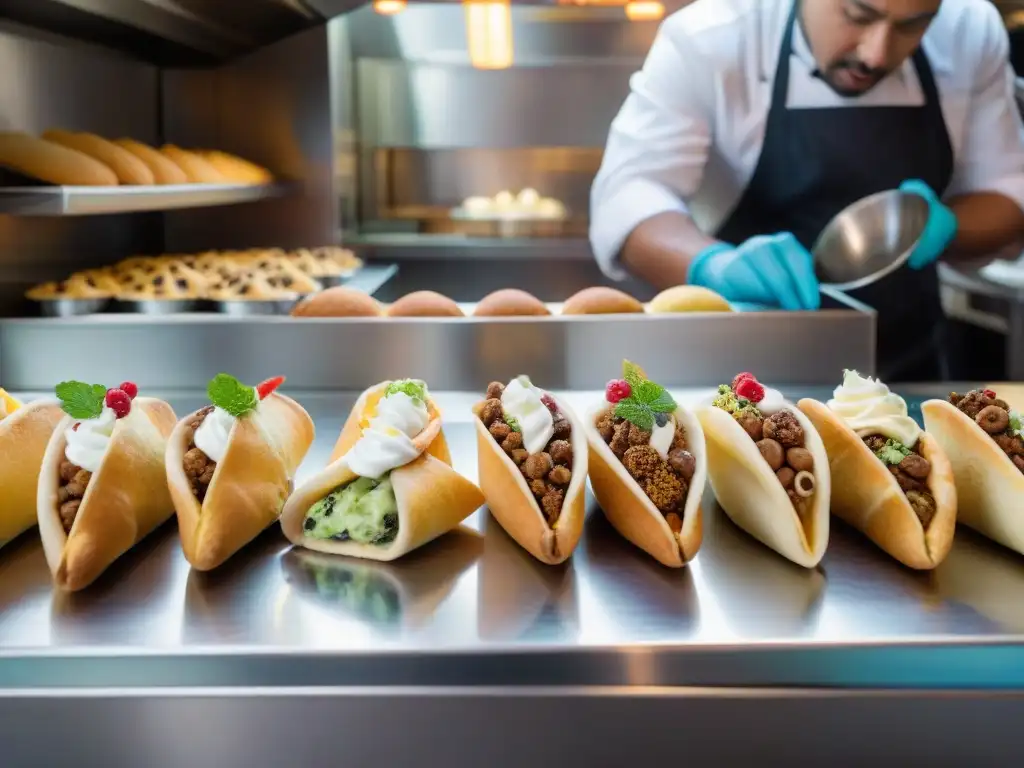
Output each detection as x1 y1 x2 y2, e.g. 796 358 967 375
583 402 705 567
159 145 225 184
0 131 118 186
473 289 551 317
291 287 382 318
42 130 154 185
648 285 733 313
797 398 957 569
562 287 644 315
167 393 315 570
472 392 588 564
0 401 65 546
196 150 273 184
696 403 830 568
114 139 189 185
921 399 1024 554
37 397 177 591
386 291 464 318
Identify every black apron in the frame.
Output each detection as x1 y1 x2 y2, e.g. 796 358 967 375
716 1 955 382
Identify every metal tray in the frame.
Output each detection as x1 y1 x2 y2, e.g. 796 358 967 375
0 183 287 216
0 388 1022 693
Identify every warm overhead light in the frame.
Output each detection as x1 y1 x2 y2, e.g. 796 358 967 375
464 0 514 70
373 0 405 15
625 1 664 21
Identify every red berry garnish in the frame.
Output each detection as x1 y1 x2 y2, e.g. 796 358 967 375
731 372 755 391
257 375 286 400
983 389 997 400
72 423 80 432
540 393 560 415
735 378 765 404
605 379 632 403
105 388 132 419
119 381 138 400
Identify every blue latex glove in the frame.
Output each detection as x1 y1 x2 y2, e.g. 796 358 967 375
899 179 957 270
688 232 821 311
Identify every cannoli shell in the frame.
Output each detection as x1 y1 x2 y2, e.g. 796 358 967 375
280 383 483 561
37 398 177 591
696 403 830 568
798 398 957 569
166 393 315 571
472 392 588 565
921 399 1024 555
0 401 65 546
584 403 706 568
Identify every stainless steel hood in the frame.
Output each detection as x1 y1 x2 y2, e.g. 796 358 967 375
2 0 333 64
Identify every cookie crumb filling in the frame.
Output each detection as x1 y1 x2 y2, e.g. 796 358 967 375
183 406 217 501
949 389 1024 475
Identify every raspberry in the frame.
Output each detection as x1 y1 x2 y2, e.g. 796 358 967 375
105 388 132 418
257 375 286 400
731 372 755 391
605 379 632 403
119 381 138 400
540 393 560 415
735 377 765 403
983 389 997 400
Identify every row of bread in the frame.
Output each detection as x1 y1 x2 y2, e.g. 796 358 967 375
0 130 272 186
290 285 732 317
0 366 1021 591
27 247 361 304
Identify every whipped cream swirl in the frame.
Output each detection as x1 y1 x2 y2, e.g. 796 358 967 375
64 406 116 472
194 406 238 464
501 376 553 455
827 370 922 447
346 387 430 478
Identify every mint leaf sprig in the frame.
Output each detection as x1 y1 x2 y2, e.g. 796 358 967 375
208 373 258 418
613 360 677 431
56 381 106 419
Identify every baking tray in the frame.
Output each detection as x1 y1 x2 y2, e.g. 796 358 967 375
1 387 1023 693
0 183 288 216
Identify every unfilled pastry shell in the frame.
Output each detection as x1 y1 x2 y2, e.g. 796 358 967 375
472 392 588 565
696 403 830 568
166 392 315 571
798 398 957 569
584 402 706 567
921 399 1024 554
37 398 177 591
0 401 65 547
280 383 483 561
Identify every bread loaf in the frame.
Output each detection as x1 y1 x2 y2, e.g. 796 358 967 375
160 145 225 184
0 131 118 186
114 139 189 185
42 130 154 185
198 150 273 184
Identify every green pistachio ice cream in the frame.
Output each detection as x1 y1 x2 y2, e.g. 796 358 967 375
303 475 399 545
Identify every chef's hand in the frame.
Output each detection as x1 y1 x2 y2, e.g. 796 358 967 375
899 179 957 269
687 232 821 311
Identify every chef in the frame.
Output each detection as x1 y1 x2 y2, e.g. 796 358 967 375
590 0 1024 380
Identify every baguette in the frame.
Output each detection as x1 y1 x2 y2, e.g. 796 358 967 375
160 145 225 184
43 130 154 185
114 139 189 185
0 131 118 186
198 150 273 184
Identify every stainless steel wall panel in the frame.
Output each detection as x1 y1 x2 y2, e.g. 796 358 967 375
161 25 337 252
357 59 633 149
0 311 874 391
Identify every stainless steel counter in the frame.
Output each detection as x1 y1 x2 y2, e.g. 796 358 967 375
3 387 1024 764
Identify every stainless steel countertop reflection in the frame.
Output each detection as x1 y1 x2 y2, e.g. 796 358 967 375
2 387 1024 690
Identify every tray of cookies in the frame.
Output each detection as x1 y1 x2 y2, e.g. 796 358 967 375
24 246 364 317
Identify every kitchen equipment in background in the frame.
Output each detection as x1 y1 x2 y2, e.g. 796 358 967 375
812 189 929 291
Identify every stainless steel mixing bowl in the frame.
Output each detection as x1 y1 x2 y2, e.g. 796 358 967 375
812 189 930 291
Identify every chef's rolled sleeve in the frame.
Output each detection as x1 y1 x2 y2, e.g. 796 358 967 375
946 3 1024 212
590 23 715 280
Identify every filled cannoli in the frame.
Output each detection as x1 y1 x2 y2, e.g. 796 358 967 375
37 380 177 590
584 361 706 567
473 376 588 564
921 388 1024 554
798 370 956 569
281 379 483 561
697 372 830 567
166 374 315 570
0 389 64 547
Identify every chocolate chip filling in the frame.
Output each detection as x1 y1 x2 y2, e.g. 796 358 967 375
57 459 91 534
182 406 217 501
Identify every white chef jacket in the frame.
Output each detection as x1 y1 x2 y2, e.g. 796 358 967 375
590 0 1024 280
